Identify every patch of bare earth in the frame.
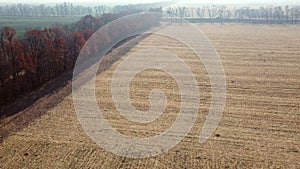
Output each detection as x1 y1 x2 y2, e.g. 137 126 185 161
0 24 299 168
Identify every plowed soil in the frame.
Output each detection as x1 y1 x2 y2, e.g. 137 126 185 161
0 24 299 168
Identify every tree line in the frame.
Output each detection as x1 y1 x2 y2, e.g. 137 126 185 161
0 8 162 108
0 2 98 16
166 5 300 24
1 3 299 24
0 2 165 17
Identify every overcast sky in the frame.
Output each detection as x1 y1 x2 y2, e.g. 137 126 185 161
0 0 298 5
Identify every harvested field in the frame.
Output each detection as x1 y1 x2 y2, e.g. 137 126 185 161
0 24 299 168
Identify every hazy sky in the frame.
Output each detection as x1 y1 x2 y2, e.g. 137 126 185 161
0 0 298 5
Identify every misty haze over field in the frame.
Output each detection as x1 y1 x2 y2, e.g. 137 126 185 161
0 0 299 6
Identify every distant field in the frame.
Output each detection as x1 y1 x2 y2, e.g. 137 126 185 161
0 16 81 37
0 24 299 168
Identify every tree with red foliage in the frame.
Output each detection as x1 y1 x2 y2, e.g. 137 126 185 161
68 31 86 65
1 27 18 89
48 27 68 75
24 29 47 84
81 29 94 41
0 26 36 100
24 27 69 83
